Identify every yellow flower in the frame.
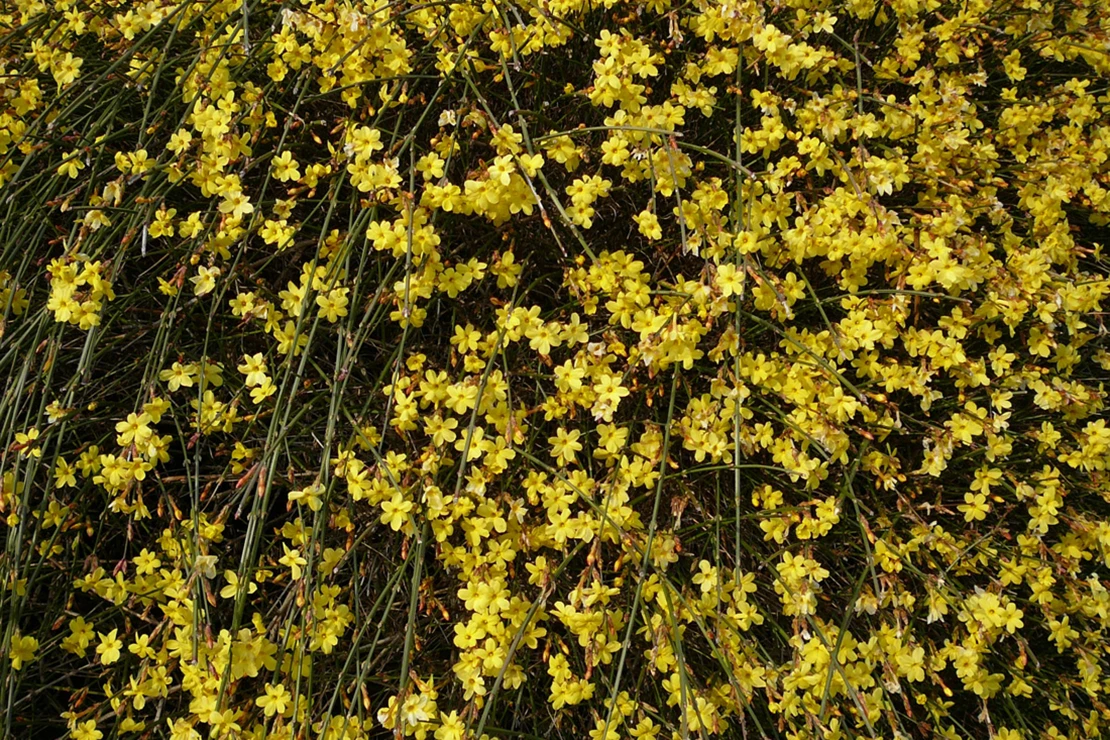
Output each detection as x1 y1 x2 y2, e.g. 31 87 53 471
190 265 220 296
96 628 123 665
256 683 290 717
270 151 301 182
128 633 156 659
289 482 324 512
715 262 745 297
527 321 562 356
250 378 277 404
435 710 465 740
14 428 41 458
51 52 83 86
62 616 95 657
219 191 254 219
71 720 102 740
424 415 458 447
8 633 38 670
691 560 718 593
57 151 85 178
959 492 989 522
237 353 268 386
549 427 583 466
316 287 350 322
380 491 414 531
279 546 307 580
633 209 662 240
159 361 197 391
54 457 77 488
115 411 152 447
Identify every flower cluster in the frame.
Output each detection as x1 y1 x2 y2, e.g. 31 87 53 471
1 0 1110 738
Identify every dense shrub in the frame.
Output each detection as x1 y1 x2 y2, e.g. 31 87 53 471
2 0 1110 738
